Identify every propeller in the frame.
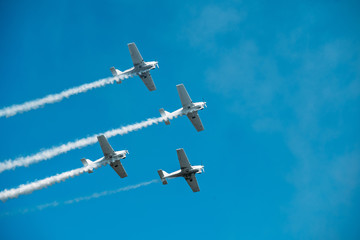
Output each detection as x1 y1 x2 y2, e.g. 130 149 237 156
202 98 207 108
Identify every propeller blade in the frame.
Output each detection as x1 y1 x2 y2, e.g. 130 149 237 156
202 98 207 107
200 159 205 173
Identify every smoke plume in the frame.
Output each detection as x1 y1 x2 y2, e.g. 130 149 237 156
0 74 133 118
0 179 158 215
0 111 183 173
0 162 103 202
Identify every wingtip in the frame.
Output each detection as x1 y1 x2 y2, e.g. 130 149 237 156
97 134 105 140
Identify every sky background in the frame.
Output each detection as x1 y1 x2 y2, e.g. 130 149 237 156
0 0 359 239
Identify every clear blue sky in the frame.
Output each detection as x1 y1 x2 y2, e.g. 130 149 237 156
0 0 359 239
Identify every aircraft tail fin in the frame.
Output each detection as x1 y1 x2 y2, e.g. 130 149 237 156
159 108 170 125
80 158 94 173
110 67 123 84
157 170 168 185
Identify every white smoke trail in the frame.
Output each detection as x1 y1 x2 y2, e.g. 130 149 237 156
63 179 158 204
0 73 133 118
0 180 158 216
0 201 60 217
0 162 103 202
0 111 183 173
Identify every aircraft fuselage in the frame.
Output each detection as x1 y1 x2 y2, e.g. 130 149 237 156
122 61 158 76
165 165 204 179
168 101 206 118
93 150 128 166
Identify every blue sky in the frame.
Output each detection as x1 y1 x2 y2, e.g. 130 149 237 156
0 0 359 239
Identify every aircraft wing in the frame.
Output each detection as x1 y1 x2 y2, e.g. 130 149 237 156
128 43 144 66
139 72 156 91
176 84 192 107
185 174 200 192
110 160 128 178
176 148 191 169
97 135 115 158
187 111 204 132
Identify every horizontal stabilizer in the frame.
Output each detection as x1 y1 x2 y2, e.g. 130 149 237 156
159 108 170 125
110 67 122 84
157 170 168 185
81 158 94 173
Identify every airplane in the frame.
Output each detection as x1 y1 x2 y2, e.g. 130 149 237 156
80 135 129 178
157 148 204 192
159 84 207 132
110 42 158 91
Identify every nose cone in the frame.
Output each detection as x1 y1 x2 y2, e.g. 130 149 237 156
116 150 129 159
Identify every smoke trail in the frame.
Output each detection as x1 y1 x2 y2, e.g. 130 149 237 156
0 111 183 173
0 73 133 118
0 162 103 202
64 179 158 204
0 180 157 216
0 201 60 217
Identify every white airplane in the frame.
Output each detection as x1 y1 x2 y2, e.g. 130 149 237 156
81 135 129 178
158 148 204 192
159 84 207 132
110 42 158 91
